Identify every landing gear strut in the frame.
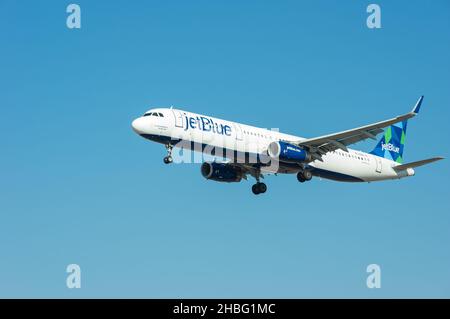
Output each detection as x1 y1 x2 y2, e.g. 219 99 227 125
252 168 267 195
163 144 173 164
297 170 312 183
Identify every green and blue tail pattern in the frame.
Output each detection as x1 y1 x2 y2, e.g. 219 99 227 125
370 121 408 164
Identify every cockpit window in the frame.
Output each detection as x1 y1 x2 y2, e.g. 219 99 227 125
143 112 160 117
143 111 164 117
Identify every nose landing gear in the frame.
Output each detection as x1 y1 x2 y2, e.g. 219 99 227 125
163 144 173 164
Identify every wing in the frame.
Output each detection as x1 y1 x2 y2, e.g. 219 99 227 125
288 96 424 161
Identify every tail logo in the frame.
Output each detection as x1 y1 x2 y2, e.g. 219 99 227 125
381 142 400 154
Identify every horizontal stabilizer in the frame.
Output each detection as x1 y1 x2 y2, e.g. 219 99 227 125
393 157 444 171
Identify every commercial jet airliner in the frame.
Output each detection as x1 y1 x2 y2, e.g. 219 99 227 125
132 96 443 195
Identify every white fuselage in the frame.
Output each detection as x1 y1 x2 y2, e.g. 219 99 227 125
132 108 415 182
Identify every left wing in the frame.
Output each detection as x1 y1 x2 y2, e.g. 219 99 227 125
287 96 423 160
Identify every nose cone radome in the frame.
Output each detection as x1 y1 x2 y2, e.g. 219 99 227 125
131 117 147 135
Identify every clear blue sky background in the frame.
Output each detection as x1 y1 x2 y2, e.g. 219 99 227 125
0 0 449 298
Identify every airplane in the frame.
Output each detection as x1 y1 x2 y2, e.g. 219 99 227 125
131 96 443 195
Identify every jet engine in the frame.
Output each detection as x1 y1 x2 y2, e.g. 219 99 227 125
200 162 243 183
267 141 312 163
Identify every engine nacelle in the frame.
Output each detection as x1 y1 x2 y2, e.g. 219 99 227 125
201 162 243 183
267 141 311 163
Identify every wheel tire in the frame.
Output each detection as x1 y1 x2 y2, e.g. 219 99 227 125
258 182 267 194
297 172 306 183
303 170 312 181
252 184 260 195
163 156 173 164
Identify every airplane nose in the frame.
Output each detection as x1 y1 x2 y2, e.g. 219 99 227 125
131 117 147 134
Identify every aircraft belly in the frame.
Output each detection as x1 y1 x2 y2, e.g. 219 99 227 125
309 155 367 182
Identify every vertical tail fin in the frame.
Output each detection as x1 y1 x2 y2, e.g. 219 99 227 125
369 96 423 163
370 121 408 163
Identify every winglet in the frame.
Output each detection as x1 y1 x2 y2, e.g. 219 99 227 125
412 95 424 114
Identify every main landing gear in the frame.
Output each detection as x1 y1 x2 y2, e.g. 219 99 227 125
297 170 312 183
252 182 267 195
252 169 267 195
163 144 173 164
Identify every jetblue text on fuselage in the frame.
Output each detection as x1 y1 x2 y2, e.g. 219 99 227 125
184 115 232 136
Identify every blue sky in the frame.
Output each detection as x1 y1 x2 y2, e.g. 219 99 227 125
0 0 449 298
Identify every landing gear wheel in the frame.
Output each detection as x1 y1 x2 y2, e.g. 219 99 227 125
297 173 306 183
163 156 173 164
302 170 312 181
258 182 267 193
252 182 267 195
252 167 267 195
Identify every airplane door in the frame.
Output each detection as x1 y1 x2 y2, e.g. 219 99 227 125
172 110 184 128
375 157 382 173
233 123 243 141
